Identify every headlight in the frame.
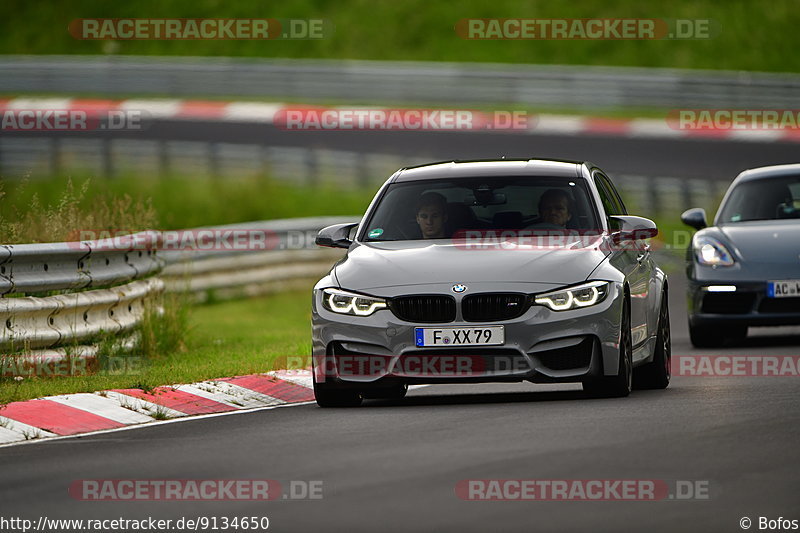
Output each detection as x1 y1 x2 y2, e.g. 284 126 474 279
321 288 387 316
693 235 735 266
533 281 610 311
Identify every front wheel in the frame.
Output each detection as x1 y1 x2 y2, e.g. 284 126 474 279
313 375 362 408
634 291 671 390
583 299 632 398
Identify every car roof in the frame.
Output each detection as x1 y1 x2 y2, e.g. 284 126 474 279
392 159 588 182
734 163 800 184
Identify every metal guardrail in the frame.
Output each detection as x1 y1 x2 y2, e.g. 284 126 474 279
1 278 163 351
1 55 799 109
159 217 356 263
0 231 165 353
0 231 162 296
0 218 353 356
160 217 353 302
162 249 344 303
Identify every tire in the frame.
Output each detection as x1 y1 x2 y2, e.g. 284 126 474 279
689 323 747 348
361 383 408 400
313 375 362 408
583 298 632 398
634 291 671 390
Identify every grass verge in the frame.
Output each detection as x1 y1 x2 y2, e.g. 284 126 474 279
1 0 798 72
0 287 313 405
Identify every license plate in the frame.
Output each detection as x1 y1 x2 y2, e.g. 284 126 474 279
767 280 800 298
415 326 504 347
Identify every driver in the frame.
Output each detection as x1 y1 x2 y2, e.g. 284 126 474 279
415 192 449 239
529 189 573 228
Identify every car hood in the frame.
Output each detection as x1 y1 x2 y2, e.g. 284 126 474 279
715 221 800 263
333 238 609 291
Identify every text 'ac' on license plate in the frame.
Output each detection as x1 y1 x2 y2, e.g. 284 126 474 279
415 326 504 347
767 280 800 298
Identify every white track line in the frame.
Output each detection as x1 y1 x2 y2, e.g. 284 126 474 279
198 380 285 408
102 391 187 420
533 114 588 135
118 99 182 118
0 426 25 444
0 416 57 443
7 97 73 110
728 130 786 142
47 393 154 425
174 383 251 409
268 370 314 389
628 118 684 138
223 102 283 122
0 400 315 449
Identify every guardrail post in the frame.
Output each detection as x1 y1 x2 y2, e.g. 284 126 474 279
304 149 318 186
158 140 170 178
49 138 61 176
681 179 693 210
209 142 221 178
648 176 661 217
102 138 114 178
356 152 370 187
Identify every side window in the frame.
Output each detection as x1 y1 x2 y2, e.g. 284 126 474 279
594 172 626 231
599 174 627 215
594 175 618 217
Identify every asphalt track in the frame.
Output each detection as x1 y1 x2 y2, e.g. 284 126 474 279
1 126 798 532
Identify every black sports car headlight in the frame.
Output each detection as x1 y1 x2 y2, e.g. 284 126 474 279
321 288 387 316
533 281 610 311
692 235 735 267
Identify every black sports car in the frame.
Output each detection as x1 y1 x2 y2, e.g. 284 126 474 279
681 163 800 347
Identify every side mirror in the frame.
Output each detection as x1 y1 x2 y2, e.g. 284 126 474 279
608 215 658 241
680 208 708 230
316 223 359 249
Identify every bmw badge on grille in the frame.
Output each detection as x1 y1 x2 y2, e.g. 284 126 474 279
452 284 467 293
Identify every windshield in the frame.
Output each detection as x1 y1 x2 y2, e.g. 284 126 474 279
718 176 800 223
362 177 600 241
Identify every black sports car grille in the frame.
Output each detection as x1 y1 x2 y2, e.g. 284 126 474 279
389 295 456 323
462 293 528 322
701 292 756 314
758 297 800 314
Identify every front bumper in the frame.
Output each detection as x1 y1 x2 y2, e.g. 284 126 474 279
688 280 800 327
311 282 624 386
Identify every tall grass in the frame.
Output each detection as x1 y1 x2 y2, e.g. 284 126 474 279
135 291 191 359
0 174 372 243
0 178 157 243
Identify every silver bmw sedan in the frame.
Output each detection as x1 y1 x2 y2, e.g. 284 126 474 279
311 159 670 406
